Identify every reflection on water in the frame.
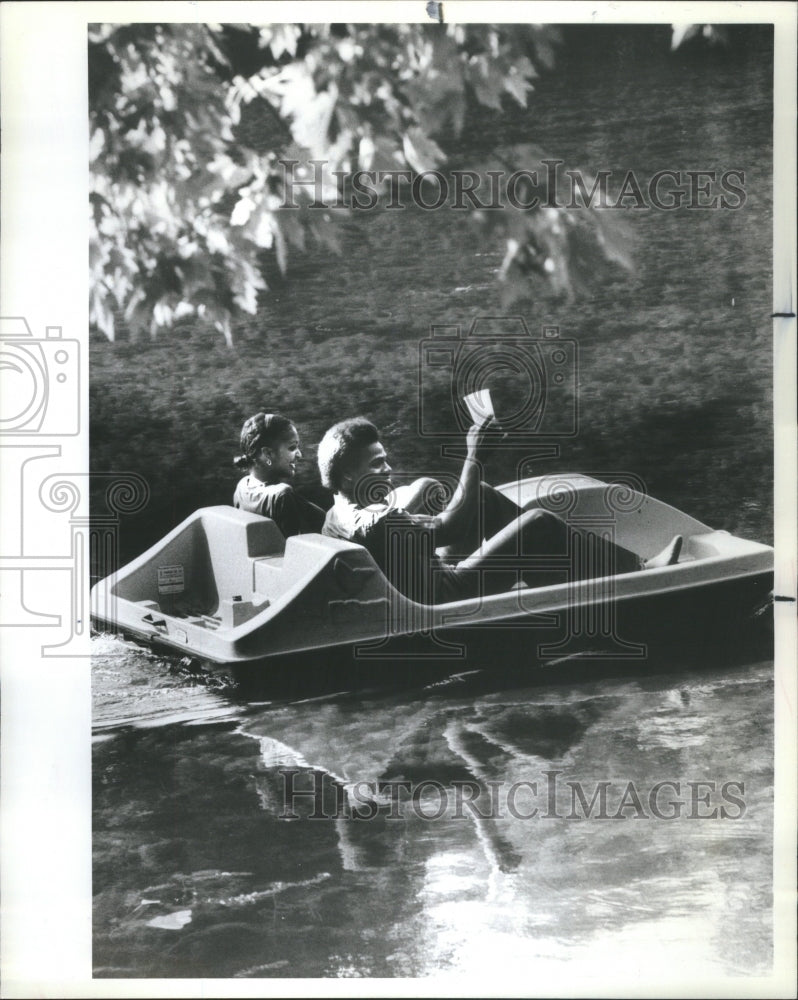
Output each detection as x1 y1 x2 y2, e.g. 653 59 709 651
93 635 773 979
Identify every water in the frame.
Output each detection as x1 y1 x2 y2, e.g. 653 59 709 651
93 638 773 979
91 24 776 983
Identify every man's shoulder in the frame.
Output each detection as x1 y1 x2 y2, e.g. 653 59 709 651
323 496 425 541
323 496 364 539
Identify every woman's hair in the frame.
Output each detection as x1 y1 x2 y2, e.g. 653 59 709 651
233 412 295 471
316 417 379 491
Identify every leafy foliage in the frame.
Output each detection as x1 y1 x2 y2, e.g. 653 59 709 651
91 22 773 563
90 24 255 342
89 21 638 342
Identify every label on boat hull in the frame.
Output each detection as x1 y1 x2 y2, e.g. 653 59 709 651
157 564 185 594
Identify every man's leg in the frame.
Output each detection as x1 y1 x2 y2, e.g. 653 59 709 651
453 508 644 596
481 483 524 535
437 482 522 561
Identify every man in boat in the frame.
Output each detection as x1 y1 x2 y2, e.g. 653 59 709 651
317 417 681 604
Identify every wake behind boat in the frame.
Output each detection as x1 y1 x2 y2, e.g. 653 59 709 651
90 474 774 673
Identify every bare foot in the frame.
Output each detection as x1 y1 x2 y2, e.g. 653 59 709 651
644 535 683 569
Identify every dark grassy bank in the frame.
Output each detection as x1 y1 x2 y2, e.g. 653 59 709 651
90 25 773 566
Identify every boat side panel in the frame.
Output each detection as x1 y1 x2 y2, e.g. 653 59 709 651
91 495 774 670
222 569 773 689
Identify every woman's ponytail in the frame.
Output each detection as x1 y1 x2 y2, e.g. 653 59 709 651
236 412 294 467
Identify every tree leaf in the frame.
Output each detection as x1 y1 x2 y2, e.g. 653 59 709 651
402 126 445 174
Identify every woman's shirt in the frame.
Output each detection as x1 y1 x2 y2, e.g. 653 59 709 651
233 477 325 537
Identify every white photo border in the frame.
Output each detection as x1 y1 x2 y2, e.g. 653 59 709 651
0 2 795 997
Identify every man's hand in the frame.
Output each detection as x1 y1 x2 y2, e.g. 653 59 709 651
466 416 501 459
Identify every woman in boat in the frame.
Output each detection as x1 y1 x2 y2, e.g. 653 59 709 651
233 412 325 538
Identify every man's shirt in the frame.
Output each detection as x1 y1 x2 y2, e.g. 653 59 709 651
323 494 463 604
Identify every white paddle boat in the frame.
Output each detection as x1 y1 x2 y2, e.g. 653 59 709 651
90 474 773 672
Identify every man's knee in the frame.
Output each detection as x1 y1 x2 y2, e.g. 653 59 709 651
417 477 452 512
395 476 447 514
519 508 561 529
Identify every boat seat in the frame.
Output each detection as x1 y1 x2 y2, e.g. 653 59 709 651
252 534 377 602
252 555 285 592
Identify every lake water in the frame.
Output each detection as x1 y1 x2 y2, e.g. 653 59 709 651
93 637 774 980
91 24 777 984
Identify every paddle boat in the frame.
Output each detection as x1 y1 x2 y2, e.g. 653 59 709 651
90 474 773 674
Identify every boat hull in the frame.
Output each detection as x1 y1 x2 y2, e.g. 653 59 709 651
95 567 773 695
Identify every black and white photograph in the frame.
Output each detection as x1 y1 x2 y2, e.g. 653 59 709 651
1 2 796 996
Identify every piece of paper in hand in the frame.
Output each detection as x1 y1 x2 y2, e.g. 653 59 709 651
463 389 495 424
